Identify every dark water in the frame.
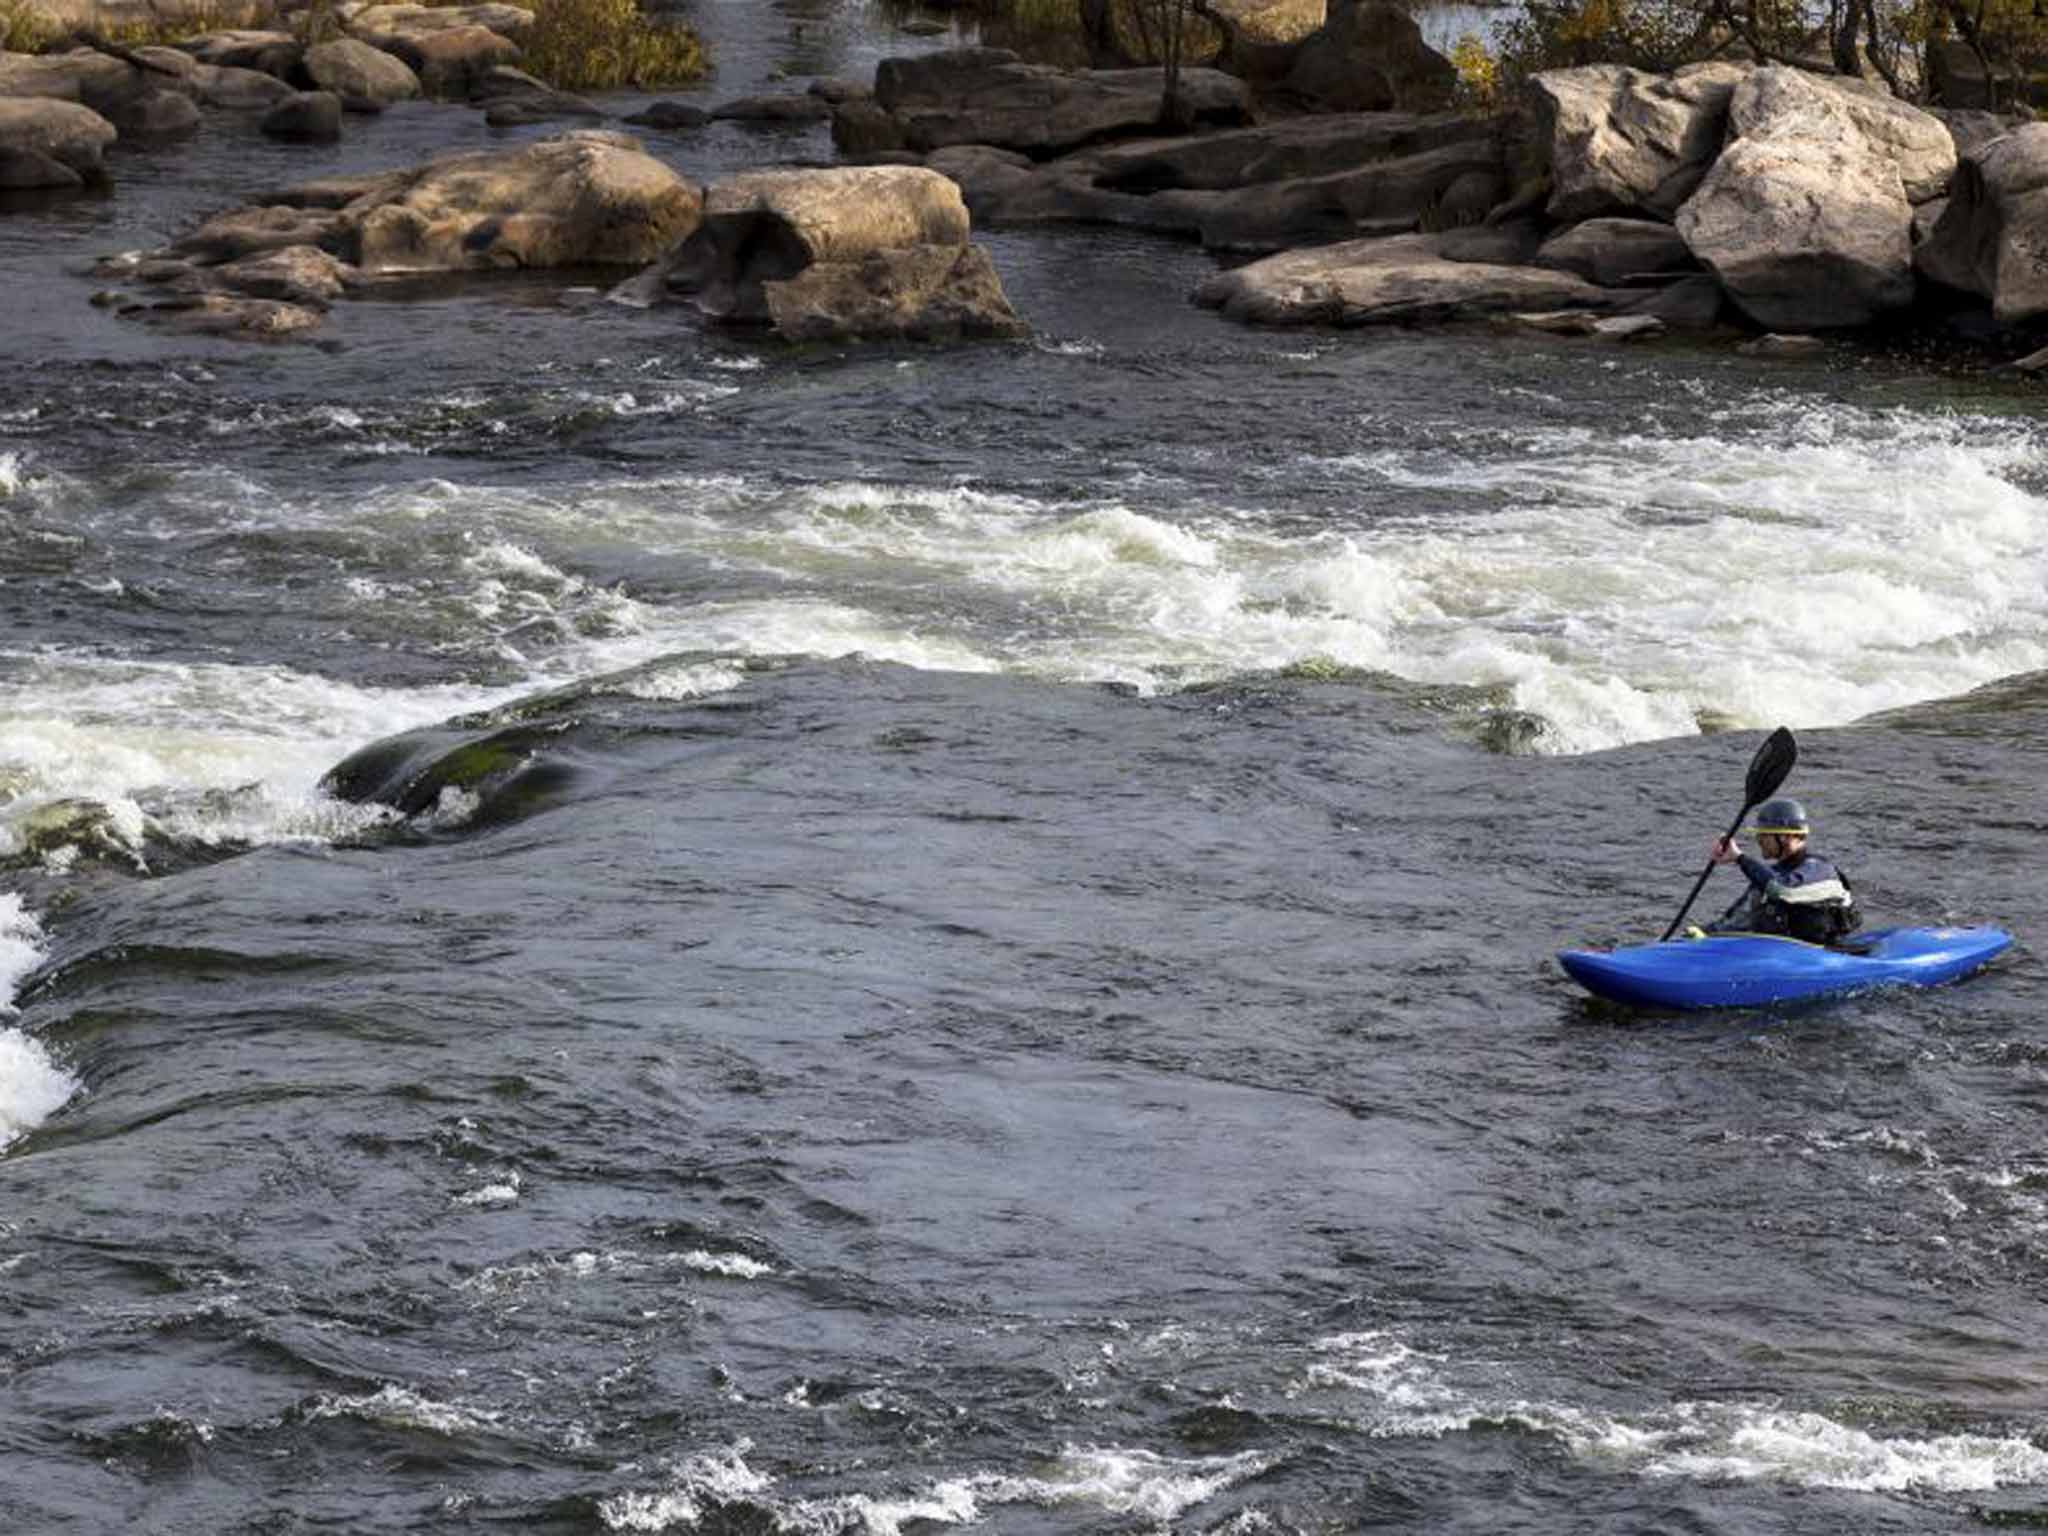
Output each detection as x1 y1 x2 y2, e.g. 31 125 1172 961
6 5 2048 1532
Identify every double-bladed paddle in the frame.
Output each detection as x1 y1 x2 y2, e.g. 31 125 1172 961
1659 726 1798 942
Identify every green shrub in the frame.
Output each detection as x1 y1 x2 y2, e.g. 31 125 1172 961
1 0 60 51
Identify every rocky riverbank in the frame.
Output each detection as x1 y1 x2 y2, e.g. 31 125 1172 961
6 0 2048 359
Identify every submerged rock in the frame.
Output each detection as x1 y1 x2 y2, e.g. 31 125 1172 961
262 89 343 142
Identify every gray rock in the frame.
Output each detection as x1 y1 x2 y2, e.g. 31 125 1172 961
1534 216 1695 285
370 25 521 99
832 99 907 158
116 292 327 340
105 86 202 138
1625 273 1724 328
1914 121 2048 323
0 144 82 189
177 30 303 77
305 38 422 106
665 164 972 320
1730 66 1954 204
1192 231 1634 326
624 101 710 130
1592 312 1665 339
764 243 1028 342
711 93 832 124
0 96 116 184
1085 111 1497 194
173 203 351 262
263 90 344 142
1439 217 1544 265
1738 332 1827 356
473 65 602 123
1675 73 1914 329
1191 135 1508 252
1531 61 1750 223
874 47 1249 156
1283 0 1455 114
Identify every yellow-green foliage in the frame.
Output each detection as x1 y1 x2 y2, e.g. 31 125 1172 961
1 0 60 51
1448 31 1500 109
503 0 708 90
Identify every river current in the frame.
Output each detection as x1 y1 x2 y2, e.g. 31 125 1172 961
5 5 2048 1532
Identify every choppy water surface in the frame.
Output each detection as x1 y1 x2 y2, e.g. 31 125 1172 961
5 6 2048 1532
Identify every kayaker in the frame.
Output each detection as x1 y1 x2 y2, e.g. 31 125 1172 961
1700 797 1860 945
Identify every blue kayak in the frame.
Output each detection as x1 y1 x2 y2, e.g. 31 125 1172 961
1557 926 2013 1010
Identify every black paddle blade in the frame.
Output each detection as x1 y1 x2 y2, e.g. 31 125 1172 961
1744 726 1798 810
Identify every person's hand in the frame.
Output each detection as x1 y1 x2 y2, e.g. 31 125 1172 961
1709 835 1740 866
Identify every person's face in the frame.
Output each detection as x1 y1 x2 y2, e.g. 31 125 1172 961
1758 832 1805 861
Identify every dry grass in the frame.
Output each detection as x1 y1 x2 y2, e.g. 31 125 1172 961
2 0 64 50
520 0 707 89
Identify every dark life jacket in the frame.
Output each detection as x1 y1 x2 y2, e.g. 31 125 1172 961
1712 850 1861 946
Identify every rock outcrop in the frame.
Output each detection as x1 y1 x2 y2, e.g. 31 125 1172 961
348 6 527 98
99 132 700 340
924 111 1507 254
1531 62 1750 223
340 132 699 272
1675 66 1916 328
1915 122 2048 323
654 164 1026 341
1193 232 1633 326
872 47 1249 156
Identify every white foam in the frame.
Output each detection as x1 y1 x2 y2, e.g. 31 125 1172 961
0 450 25 496
0 651 498 862
303 1385 501 1438
601 1439 1272 1535
1299 1327 2048 1495
0 895 75 1150
679 1249 773 1279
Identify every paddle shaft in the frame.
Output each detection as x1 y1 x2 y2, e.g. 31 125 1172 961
1660 803 1752 942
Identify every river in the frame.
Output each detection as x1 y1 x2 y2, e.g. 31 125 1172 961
4 4 2048 1532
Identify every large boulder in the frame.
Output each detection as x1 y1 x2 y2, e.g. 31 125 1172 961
1192 231 1633 325
1915 122 2048 323
343 131 699 272
1729 66 1953 203
656 164 1025 341
762 244 1029 342
1534 216 1697 285
0 96 116 187
872 47 1249 156
1675 74 1914 328
1531 61 1750 223
1281 1 1456 114
304 38 421 106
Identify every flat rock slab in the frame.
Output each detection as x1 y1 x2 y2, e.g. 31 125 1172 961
1194 232 1632 326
